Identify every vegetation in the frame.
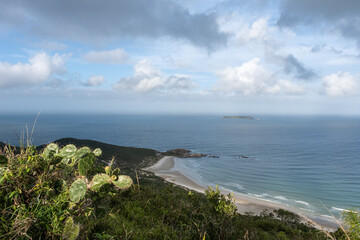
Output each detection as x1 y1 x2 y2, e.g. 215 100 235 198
334 210 360 240
0 139 358 239
0 142 132 239
50 138 158 168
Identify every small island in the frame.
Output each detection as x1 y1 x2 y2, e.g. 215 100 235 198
222 116 255 120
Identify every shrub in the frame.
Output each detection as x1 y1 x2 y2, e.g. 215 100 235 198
342 210 360 240
0 143 132 239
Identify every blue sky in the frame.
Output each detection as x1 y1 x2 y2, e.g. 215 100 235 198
1 0 360 115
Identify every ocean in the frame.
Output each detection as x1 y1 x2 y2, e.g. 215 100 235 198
1 114 359 218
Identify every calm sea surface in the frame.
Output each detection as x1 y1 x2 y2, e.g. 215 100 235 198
1 114 359 217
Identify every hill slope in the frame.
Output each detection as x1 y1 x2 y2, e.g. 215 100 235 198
46 138 159 168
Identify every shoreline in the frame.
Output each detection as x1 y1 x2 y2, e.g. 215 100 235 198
143 156 340 232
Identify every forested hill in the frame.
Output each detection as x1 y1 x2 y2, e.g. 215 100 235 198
0 138 159 168
49 138 159 168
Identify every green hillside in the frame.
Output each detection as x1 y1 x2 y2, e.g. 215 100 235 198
0 140 353 239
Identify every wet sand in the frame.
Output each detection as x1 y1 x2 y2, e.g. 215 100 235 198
143 156 340 232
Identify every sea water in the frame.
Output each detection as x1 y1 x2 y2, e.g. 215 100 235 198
0 114 359 217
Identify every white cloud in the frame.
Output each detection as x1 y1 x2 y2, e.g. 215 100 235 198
243 18 273 43
219 15 277 45
0 53 68 88
215 58 304 95
114 59 195 93
83 75 105 87
322 71 359 96
83 48 128 64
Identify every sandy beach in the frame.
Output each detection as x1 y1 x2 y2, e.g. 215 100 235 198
143 156 340 232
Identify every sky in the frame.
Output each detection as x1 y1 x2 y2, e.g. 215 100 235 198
1 0 360 115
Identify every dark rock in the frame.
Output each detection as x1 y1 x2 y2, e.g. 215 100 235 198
165 148 207 158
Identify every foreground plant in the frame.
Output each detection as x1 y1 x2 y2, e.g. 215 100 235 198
0 143 132 239
339 210 360 240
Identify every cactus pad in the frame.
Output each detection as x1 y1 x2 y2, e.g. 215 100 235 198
62 216 79 240
43 143 59 160
58 144 77 159
78 153 95 176
73 147 92 163
93 148 102 157
61 158 71 164
69 179 87 203
90 174 111 192
112 175 133 189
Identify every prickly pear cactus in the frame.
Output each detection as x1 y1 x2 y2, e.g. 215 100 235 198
78 154 95 176
93 148 102 157
43 143 59 160
69 179 87 203
73 147 91 163
58 144 77 159
61 158 71 165
112 175 133 189
62 216 79 240
90 173 111 192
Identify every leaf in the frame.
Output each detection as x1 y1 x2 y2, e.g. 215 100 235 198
90 174 110 192
78 154 95 176
73 147 91 163
62 216 80 240
112 175 133 190
43 143 59 160
93 148 102 157
69 179 87 203
58 144 77 160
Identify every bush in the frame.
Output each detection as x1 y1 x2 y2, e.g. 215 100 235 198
0 143 335 239
0 143 132 239
342 210 360 240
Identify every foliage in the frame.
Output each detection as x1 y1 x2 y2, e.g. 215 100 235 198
205 185 237 216
0 141 340 239
339 210 360 240
69 179 87 203
0 143 132 239
51 138 158 168
63 216 80 240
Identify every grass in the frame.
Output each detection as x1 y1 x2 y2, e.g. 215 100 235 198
0 139 357 239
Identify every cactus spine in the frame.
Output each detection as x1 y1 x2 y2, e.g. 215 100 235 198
69 179 87 203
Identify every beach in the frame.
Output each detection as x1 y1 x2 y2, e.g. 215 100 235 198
144 156 340 232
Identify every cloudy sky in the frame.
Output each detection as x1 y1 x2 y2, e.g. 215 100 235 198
1 0 360 115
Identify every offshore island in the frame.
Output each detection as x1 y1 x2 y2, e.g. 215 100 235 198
223 116 257 120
